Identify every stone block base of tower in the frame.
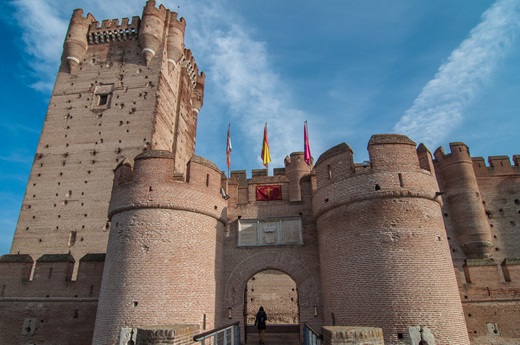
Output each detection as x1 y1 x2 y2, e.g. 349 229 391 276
322 326 384 345
120 324 200 345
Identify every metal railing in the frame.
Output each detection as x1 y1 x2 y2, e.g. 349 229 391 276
304 323 322 345
193 322 240 345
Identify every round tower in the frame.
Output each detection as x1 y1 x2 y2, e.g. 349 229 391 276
313 134 469 345
63 9 95 73
138 1 166 66
92 150 227 344
434 142 492 258
284 152 312 202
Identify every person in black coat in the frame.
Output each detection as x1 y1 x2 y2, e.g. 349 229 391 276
254 306 267 344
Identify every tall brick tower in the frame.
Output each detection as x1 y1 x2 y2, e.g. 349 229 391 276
10 1 204 264
313 135 470 345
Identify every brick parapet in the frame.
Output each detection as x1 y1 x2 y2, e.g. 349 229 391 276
0 254 104 299
312 170 440 219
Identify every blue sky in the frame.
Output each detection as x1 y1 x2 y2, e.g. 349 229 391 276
1 0 519 255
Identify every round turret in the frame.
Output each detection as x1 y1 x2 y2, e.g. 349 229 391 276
313 134 469 345
138 1 166 66
191 72 205 114
434 142 493 258
313 142 354 191
284 152 312 202
166 12 186 67
63 9 95 73
92 151 227 344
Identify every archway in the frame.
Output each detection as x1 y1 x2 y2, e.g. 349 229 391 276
223 250 321 342
245 269 299 324
244 270 300 343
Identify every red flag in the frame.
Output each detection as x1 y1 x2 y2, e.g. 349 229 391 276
226 123 232 169
256 185 282 201
261 123 271 167
304 121 312 165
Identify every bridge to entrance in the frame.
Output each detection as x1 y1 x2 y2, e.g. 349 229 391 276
245 332 300 345
244 324 301 345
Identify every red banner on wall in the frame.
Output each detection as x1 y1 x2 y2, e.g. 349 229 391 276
256 185 282 201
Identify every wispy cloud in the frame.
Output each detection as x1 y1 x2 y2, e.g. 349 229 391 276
185 1 308 168
0 151 33 164
10 0 69 91
394 0 520 149
1 123 40 135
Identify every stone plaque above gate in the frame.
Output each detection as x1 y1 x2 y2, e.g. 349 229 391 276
238 217 303 247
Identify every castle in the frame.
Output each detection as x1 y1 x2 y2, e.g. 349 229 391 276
1 2 519 344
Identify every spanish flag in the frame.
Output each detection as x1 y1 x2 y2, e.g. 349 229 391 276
261 123 271 167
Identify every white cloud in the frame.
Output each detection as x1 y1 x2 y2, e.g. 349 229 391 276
394 0 520 149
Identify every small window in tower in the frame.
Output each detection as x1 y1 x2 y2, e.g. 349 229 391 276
98 94 108 106
68 231 77 247
92 84 114 110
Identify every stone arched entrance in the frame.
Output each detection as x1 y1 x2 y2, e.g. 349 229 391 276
223 250 321 339
245 269 299 325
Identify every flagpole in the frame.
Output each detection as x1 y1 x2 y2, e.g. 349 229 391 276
265 121 268 176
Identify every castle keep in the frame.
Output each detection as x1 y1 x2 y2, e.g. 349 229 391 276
1 2 519 345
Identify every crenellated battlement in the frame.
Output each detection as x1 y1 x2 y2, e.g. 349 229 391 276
434 142 472 168
312 134 440 218
0 254 104 299
64 1 191 71
458 258 520 302
471 155 520 177
88 16 140 44
225 136 440 209
182 49 205 91
109 150 226 223
434 142 520 177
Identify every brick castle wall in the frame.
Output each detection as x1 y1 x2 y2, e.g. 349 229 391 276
0 253 104 344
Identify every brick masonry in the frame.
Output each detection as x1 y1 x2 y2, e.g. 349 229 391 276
1 2 520 345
